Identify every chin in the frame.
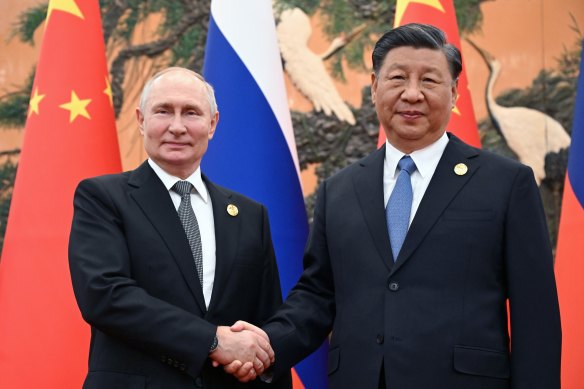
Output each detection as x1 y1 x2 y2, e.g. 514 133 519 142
392 128 428 141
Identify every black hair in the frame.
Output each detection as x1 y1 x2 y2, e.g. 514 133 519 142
372 23 462 81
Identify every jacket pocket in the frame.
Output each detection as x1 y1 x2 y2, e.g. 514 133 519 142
328 347 340 375
83 371 147 389
453 345 510 379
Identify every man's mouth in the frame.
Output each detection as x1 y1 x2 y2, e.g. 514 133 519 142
399 110 423 119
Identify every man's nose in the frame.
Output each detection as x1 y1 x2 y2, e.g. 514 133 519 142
168 113 187 134
400 81 423 102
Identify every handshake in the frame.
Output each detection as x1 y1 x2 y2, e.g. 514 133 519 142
209 320 274 382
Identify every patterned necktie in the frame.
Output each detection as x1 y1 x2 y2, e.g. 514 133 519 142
386 156 417 262
172 181 203 286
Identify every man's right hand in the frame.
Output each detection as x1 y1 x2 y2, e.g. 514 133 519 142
218 321 274 382
209 325 274 382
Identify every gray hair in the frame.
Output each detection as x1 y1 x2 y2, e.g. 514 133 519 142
139 67 218 116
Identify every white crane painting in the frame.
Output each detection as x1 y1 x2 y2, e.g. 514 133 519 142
276 7 360 125
467 39 571 184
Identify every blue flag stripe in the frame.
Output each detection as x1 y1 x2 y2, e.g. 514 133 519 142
203 3 328 387
203 15 307 295
567 39 584 208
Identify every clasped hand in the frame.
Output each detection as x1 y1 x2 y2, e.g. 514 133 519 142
209 321 273 382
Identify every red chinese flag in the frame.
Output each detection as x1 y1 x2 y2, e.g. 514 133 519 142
0 1 121 387
555 41 584 389
377 0 481 148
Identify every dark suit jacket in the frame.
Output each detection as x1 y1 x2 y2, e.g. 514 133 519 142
263 134 561 389
69 161 292 389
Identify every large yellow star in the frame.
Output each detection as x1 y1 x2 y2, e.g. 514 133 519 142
394 0 445 27
59 91 92 123
28 87 46 117
103 77 113 107
47 0 84 23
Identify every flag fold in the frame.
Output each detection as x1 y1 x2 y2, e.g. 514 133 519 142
0 1 121 387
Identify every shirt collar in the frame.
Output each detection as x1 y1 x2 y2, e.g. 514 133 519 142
384 132 449 178
147 159 209 203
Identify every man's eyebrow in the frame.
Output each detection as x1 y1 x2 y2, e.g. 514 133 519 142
182 104 202 111
386 63 443 73
150 102 171 110
150 102 202 111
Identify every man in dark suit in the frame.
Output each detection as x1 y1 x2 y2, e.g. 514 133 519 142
227 23 561 388
68 67 291 389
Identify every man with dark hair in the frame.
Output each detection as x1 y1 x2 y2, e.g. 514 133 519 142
68 67 291 388
227 23 561 388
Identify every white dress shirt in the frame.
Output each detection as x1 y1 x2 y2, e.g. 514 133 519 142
383 132 449 226
148 159 216 308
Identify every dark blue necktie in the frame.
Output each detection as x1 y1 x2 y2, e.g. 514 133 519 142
386 156 417 262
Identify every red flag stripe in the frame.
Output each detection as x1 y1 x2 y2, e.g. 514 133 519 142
555 40 584 388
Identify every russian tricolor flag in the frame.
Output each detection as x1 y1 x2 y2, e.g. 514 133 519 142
202 1 327 387
555 40 584 388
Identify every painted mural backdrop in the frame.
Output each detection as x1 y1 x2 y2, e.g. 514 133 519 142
0 0 584 233
0 1 582 250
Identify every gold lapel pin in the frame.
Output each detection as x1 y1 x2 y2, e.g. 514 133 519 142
454 163 468 176
227 204 239 217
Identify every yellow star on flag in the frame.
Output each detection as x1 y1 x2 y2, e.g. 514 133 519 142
394 0 445 27
103 77 113 107
28 87 46 117
47 0 84 22
59 91 92 123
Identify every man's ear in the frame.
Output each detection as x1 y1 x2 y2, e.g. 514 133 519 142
136 108 145 135
371 72 378 104
451 78 459 109
208 111 219 140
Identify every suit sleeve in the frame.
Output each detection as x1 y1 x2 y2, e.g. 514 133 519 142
68 178 215 379
257 205 285 321
505 166 561 389
263 182 334 377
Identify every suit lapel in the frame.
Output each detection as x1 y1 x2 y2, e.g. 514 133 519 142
391 134 480 274
353 146 393 271
204 177 239 313
128 162 207 312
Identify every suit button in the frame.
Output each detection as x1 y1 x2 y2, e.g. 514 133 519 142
195 377 203 387
376 334 384 344
388 281 399 291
